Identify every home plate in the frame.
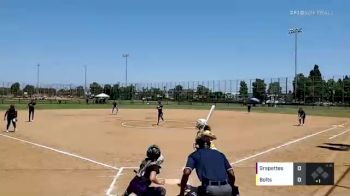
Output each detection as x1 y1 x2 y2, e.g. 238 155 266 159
165 178 180 185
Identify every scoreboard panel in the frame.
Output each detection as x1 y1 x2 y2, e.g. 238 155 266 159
256 162 334 186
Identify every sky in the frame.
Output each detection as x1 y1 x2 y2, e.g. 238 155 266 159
0 0 349 85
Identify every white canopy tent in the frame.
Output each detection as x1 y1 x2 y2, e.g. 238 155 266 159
95 93 110 98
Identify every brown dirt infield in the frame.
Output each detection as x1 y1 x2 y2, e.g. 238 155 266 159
0 109 349 196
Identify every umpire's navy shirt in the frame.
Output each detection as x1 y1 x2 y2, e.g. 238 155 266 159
185 148 233 182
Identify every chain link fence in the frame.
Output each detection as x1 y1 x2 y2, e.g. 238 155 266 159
1 75 349 106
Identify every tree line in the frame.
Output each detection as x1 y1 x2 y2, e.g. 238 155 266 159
1 65 349 103
238 65 350 103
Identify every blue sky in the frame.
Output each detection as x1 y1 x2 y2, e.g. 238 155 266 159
0 0 349 85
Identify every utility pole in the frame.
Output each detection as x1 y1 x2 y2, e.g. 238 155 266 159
122 54 129 85
37 64 40 94
289 27 302 102
84 65 87 94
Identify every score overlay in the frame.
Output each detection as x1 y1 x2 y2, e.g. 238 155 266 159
256 162 334 186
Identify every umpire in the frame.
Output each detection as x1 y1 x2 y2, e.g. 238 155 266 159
178 136 237 196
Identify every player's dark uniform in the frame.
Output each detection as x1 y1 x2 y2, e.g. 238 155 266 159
125 164 165 196
28 101 36 122
4 106 17 132
157 102 164 125
112 101 118 114
298 108 306 126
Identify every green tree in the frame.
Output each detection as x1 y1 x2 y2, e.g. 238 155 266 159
239 81 248 99
119 85 135 100
76 86 85 97
293 74 310 102
344 75 350 103
150 87 164 100
268 82 281 95
196 85 209 95
325 79 335 103
334 79 344 103
308 65 326 103
174 85 183 101
103 84 112 96
196 85 210 101
252 79 266 101
111 84 120 99
23 85 35 96
89 82 103 95
10 82 20 96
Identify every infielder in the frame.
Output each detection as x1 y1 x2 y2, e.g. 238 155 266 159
4 105 18 132
112 101 118 115
298 107 306 126
28 99 36 122
156 101 164 125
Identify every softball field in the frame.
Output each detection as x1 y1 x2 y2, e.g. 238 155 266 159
0 108 349 196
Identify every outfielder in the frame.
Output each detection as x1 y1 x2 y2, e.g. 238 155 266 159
156 101 164 125
4 105 18 132
298 107 306 126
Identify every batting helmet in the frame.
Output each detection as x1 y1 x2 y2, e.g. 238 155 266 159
196 118 207 129
146 145 161 161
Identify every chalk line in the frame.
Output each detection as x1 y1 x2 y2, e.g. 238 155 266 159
231 122 349 165
329 129 350 140
0 134 119 170
106 167 124 196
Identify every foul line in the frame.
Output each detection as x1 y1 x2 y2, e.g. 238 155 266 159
231 122 349 165
105 166 139 196
329 129 350 140
0 134 119 171
106 167 124 196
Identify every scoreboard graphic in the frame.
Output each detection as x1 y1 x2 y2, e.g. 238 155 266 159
256 162 334 186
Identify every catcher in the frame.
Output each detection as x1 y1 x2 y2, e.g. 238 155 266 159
195 118 217 149
124 145 166 196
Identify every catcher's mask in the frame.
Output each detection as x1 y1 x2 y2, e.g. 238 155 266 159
147 144 161 161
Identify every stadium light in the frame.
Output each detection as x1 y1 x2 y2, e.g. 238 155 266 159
289 27 302 101
84 65 87 94
37 64 40 94
122 54 129 85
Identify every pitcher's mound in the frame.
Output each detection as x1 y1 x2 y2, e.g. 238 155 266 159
121 120 194 129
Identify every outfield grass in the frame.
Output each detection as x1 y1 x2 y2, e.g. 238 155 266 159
0 101 349 118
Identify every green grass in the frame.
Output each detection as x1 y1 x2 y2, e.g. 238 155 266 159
0 101 349 118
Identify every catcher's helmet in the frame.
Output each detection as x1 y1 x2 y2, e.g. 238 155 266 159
196 118 207 129
147 145 161 161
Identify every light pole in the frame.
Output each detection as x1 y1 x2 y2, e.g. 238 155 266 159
289 27 302 102
122 54 129 85
37 64 40 94
84 65 87 94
